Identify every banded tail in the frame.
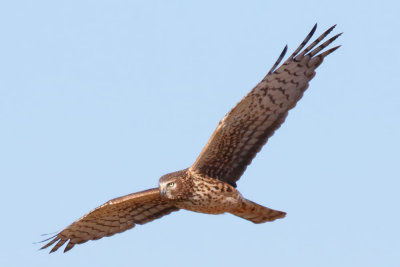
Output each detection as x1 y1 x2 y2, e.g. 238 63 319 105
231 198 286 224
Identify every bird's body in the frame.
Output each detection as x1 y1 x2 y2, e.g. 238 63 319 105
165 170 239 215
41 24 341 253
159 169 285 222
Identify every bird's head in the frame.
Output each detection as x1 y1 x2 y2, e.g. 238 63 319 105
158 169 188 200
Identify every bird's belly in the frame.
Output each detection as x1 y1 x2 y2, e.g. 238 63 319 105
174 175 243 214
176 194 240 214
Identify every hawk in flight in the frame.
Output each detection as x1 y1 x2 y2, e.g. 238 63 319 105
41 24 341 253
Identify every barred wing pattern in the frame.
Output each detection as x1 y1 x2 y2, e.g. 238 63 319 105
41 188 179 253
191 24 341 187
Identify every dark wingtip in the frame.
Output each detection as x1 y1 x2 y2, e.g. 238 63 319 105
38 234 58 251
288 23 318 59
326 24 337 35
280 45 288 60
326 24 337 33
63 241 75 253
308 24 318 41
266 44 288 76
312 23 318 33
322 45 341 57
309 23 318 38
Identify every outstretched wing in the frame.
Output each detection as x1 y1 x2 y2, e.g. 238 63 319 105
190 24 341 187
40 188 178 253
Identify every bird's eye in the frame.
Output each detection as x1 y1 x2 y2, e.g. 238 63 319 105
167 182 175 188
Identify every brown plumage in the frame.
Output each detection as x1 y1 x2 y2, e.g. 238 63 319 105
40 189 179 253
41 24 341 253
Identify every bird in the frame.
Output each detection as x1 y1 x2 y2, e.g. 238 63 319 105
40 24 341 253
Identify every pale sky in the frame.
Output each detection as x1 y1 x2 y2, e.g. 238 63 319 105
0 1 399 266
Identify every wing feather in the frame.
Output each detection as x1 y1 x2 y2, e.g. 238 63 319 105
40 188 178 253
190 24 341 186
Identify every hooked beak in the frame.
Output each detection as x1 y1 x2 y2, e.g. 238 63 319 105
160 184 166 196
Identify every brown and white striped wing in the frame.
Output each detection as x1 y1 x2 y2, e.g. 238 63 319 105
41 188 179 253
191 24 341 187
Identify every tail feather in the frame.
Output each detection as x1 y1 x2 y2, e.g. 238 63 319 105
231 199 286 224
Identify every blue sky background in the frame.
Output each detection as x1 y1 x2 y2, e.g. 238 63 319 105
1 1 399 266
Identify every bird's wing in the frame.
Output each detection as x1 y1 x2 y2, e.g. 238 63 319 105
40 188 178 253
190 24 341 187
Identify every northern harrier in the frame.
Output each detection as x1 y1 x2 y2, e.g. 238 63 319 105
41 24 341 253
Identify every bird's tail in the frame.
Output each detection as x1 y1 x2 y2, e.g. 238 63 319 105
231 198 286 224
